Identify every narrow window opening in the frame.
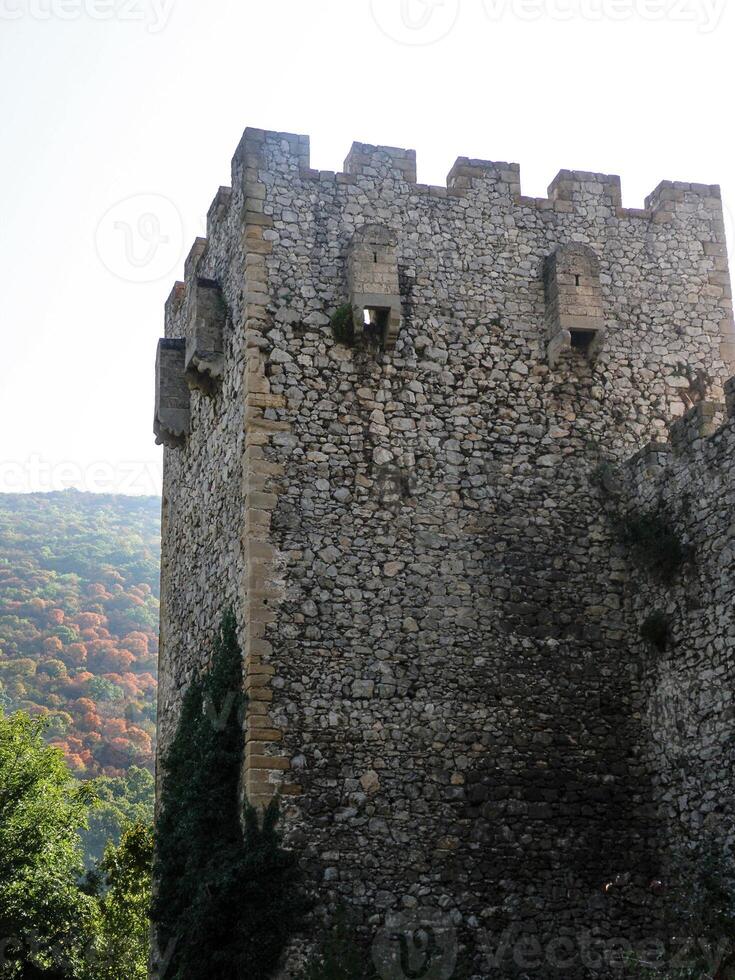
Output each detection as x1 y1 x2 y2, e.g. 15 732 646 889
373 251 378 264
363 307 390 344
570 329 596 352
575 274 581 286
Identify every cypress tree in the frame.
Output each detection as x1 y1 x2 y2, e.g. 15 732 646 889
153 611 302 979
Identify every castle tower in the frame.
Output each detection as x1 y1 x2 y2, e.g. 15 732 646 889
154 128 735 975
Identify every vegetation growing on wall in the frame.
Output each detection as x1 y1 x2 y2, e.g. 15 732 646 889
640 611 672 653
153 610 304 980
618 510 690 584
331 304 356 347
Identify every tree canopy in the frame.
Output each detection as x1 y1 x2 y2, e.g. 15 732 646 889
0 491 160 779
0 708 152 980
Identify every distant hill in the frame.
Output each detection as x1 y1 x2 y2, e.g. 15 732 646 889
0 490 160 777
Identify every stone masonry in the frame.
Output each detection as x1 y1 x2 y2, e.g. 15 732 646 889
154 127 735 977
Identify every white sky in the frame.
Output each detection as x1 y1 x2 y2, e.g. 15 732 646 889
1 0 733 495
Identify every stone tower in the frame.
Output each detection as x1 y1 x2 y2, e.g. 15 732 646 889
154 127 735 976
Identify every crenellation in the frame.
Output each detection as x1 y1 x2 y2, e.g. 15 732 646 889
206 185 232 239
446 157 521 198
233 127 311 183
516 193 556 212
548 169 622 210
164 281 185 326
645 179 723 219
344 141 417 183
184 236 208 280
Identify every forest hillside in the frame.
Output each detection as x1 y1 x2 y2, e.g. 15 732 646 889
0 490 160 779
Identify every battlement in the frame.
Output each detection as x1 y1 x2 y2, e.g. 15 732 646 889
226 127 725 222
157 124 735 442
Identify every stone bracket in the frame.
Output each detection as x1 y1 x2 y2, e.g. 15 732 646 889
154 339 190 448
544 243 606 368
185 277 227 393
348 224 402 350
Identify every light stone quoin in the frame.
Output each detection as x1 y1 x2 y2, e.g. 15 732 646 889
152 126 735 977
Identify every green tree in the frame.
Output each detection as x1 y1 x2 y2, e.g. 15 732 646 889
152 611 304 980
81 768 154 869
0 710 98 978
83 824 152 980
83 680 123 704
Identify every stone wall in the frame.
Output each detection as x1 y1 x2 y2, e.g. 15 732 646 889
623 396 735 868
154 127 735 976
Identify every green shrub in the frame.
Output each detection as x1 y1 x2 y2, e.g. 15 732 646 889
591 460 622 496
618 511 689 584
153 610 304 979
331 305 356 346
